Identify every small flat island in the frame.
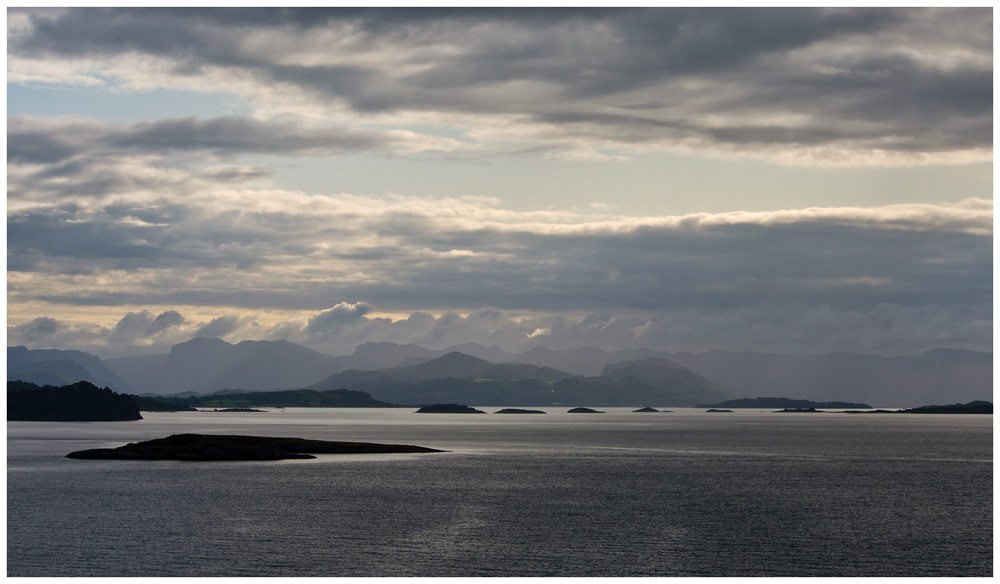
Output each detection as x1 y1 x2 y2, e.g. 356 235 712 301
495 408 546 414
633 407 660 412
415 404 486 414
568 407 605 413
66 433 443 461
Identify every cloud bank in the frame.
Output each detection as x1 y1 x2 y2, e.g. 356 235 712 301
8 8 992 165
7 8 992 359
8 150 992 357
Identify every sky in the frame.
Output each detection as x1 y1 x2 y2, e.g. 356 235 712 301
6 7 993 358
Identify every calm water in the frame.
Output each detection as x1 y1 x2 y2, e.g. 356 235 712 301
7 408 993 576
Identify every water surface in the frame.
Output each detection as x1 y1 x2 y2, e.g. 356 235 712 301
8 408 992 576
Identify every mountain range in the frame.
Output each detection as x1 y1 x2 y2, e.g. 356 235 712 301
7 339 993 407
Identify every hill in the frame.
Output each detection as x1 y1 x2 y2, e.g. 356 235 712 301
8 380 142 421
308 351 576 394
602 357 731 404
314 368 729 408
8 346 134 393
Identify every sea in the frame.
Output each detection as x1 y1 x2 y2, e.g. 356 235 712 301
7 407 993 577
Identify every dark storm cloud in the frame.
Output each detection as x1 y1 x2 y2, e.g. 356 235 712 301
9 8 991 160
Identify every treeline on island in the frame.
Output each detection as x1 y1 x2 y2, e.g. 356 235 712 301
7 380 195 421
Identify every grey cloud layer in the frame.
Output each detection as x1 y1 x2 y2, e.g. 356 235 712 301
8 163 991 317
8 116 454 165
9 8 991 163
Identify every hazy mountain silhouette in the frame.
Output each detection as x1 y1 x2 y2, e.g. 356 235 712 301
506 346 663 376
8 359 96 388
491 345 991 407
308 351 575 396
7 346 134 393
308 351 727 406
104 338 352 395
349 341 505 369
601 357 731 405
662 348 992 408
28 338 991 407
105 340 509 395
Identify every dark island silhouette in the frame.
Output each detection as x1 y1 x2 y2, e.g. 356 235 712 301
495 408 546 414
8 380 199 421
415 403 486 413
777 407 824 413
66 433 443 461
633 406 660 412
843 401 992 414
9 380 143 421
706 409 733 413
214 407 265 412
568 407 605 413
699 397 872 409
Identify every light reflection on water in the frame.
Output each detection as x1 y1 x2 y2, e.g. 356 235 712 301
8 408 993 576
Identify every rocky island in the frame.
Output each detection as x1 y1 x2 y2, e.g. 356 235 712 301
65 433 443 461
633 407 660 412
568 407 605 413
495 408 546 414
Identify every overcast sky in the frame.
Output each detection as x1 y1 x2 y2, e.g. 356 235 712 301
6 8 993 358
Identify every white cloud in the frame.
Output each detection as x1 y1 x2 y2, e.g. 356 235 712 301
7 300 991 359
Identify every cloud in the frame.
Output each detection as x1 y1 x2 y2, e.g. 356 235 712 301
7 300 992 359
8 8 991 165
8 154 991 320
195 315 255 338
8 115 461 166
110 309 184 341
305 301 373 334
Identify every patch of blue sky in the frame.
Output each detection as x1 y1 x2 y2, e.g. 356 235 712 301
7 83 252 121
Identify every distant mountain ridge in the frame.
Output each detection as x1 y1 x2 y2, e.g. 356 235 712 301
308 352 731 407
8 346 134 393
9 340 991 407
